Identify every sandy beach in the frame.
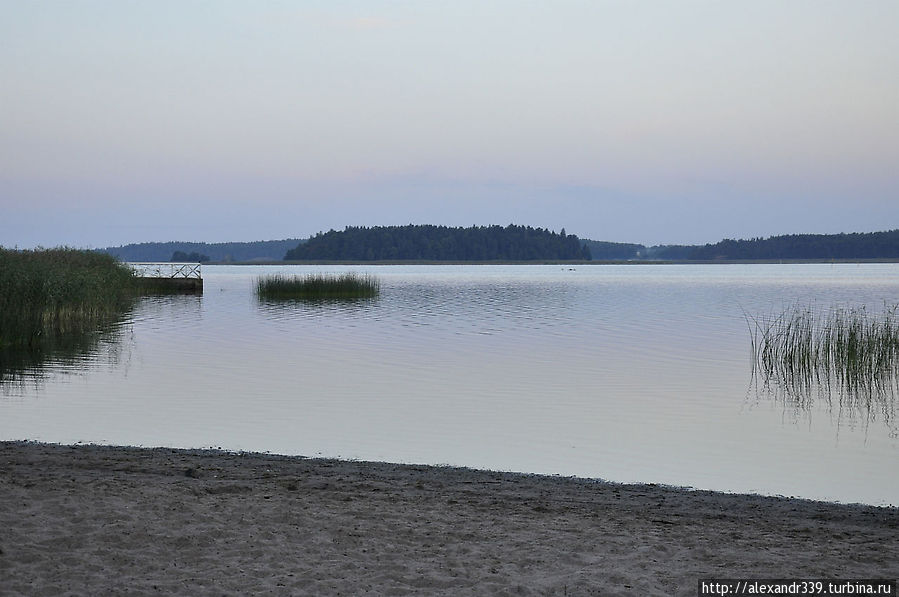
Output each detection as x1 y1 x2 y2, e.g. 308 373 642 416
1 441 896 596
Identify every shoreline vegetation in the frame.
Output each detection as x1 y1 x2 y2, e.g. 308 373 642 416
0 247 138 351
256 272 380 300
0 247 195 379
2 441 897 595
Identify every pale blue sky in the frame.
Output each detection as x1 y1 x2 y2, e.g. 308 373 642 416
2 1 897 248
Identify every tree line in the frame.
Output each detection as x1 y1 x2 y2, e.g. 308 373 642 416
96 229 899 263
590 230 899 261
284 225 591 261
100 239 304 262
170 251 210 262
682 230 899 260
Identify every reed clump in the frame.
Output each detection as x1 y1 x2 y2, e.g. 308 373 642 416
748 303 899 397
255 272 380 301
0 247 139 350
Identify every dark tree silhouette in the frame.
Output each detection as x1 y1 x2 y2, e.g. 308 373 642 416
284 225 592 261
685 230 899 260
170 251 210 263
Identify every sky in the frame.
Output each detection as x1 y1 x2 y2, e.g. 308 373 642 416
1 1 897 249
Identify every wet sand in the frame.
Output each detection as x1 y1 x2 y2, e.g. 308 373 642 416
1 441 896 596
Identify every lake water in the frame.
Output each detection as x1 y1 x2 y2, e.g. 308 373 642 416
2 264 897 506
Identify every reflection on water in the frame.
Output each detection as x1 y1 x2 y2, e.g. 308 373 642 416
750 368 898 439
0 293 205 392
748 303 899 437
3 264 899 505
0 305 135 390
256 297 381 320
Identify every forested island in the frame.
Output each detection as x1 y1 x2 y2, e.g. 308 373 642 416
284 225 591 261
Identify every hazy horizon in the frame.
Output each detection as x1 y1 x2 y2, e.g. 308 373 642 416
2 2 897 249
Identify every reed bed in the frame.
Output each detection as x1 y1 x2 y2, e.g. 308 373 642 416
0 247 138 351
747 304 899 401
255 272 380 301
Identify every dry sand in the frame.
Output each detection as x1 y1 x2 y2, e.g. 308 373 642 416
1 441 896 596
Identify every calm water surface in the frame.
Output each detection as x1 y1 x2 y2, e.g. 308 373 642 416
3 264 897 505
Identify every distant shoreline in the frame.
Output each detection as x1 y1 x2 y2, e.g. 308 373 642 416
97 229 899 264
205 258 899 266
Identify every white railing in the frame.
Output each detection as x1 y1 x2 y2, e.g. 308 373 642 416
128 262 202 279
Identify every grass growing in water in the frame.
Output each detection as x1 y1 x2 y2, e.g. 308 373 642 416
747 303 899 411
256 272 380 300
0 247 140 356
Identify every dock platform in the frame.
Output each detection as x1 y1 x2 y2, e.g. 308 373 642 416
129 263 203 294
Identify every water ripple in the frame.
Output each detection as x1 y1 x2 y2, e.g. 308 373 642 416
3 263 899 505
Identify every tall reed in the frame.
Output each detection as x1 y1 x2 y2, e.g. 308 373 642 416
255 272 380 300
747 303 899 402
0 247 139 350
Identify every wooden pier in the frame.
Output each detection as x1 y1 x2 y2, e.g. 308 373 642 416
129 263 203 294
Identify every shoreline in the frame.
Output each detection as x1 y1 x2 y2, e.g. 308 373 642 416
2 441 897 595
209 259 899 265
